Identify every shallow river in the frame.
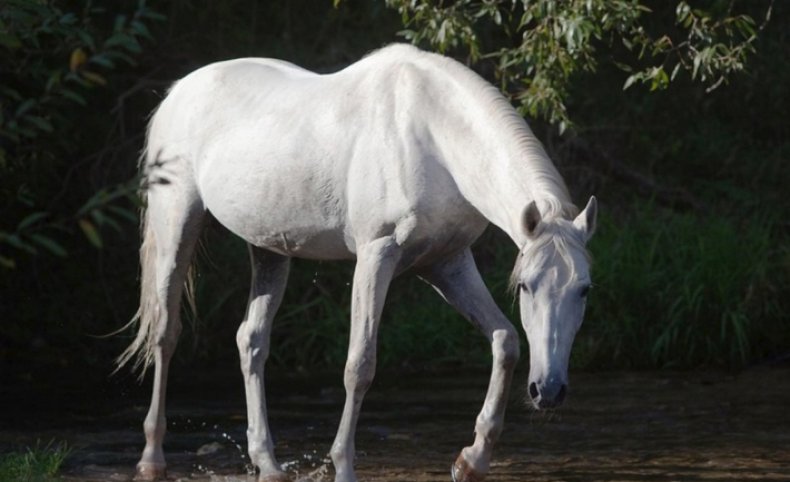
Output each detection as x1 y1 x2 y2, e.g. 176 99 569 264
2 366 788 481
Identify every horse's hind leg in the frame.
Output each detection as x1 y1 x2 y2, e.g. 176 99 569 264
420 248 520 482
236 246 291 481
136 181 205 480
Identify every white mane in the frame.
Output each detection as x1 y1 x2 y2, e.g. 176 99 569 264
370 44 577 222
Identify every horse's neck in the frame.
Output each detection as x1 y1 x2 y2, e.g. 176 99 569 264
429 82 567 247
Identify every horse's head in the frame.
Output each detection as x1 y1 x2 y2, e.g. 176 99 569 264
511 196 597 410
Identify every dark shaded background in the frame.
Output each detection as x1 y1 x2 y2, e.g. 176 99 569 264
1 1 788 394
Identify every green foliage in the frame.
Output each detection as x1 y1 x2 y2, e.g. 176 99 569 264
385 0 772 131
580 202 787 368
0 0 160 267
0 440 70 481
1 0 786 376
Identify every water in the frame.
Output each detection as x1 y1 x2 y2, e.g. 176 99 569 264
1 366 788 481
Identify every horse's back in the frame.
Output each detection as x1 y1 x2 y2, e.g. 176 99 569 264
145 45 487 263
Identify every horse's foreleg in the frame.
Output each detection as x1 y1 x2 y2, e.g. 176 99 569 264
421 249 520 482
236 246 291 481
136 197 204 480
330 237 401 482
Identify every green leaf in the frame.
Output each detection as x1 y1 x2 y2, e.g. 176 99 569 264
89 54 115 69
79 218 103 248
106 205 138 223
140 9 166 22
81 71 107 86
59 12 77 25
105 33 142 53
0 255 15 269
113 14 128 32
25 116 54 132
30 234 67 257
0 32 22 50
61 89 87 106
623 73 640 90
613 61 633 73
692 53 702 80
676 2 691 24
91 208 122 233
649 67 669 91
76 29 96 50
15 99 36 117
130 20 153 40
17 211 48 230
3 233 37 254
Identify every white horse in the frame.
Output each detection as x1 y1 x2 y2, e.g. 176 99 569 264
120 43 597 482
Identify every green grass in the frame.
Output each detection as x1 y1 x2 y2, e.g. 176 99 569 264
0 441 70 481
579 201 788 368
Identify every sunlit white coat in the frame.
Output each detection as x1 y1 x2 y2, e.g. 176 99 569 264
122 43 597 482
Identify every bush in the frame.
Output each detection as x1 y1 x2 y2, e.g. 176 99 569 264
580 201 788 368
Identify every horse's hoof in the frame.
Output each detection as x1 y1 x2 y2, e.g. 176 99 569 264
451 454 485 482
135 462 167 480
259 472 293 482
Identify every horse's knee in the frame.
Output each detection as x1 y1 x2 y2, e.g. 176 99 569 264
492 326 520 369
236 322 269 371
344 354 376 394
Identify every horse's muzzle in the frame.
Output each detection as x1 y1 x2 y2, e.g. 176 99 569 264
528 380 567 409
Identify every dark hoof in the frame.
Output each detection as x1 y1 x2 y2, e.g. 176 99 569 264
451 454 485 482
135 462 166 480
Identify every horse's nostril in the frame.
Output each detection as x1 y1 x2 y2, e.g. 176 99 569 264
556 384 567 404
528 382 539 400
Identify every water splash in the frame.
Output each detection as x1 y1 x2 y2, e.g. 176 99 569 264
218 428 254 474
279 450 333 482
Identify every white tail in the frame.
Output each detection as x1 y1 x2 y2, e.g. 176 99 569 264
116 177 198 377
115 208 160 375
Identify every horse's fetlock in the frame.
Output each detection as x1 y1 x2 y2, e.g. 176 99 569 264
143 417 166 439
475 416 502 443
329 446 346 468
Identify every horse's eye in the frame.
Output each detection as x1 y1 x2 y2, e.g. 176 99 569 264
519 283 530 295
580 285 591 298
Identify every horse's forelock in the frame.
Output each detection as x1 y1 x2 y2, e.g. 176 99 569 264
509 220 590 297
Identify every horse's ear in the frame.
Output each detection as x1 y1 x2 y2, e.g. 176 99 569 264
522 201 542 238
573 196 597 242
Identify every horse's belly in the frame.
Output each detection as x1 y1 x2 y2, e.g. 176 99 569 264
198 161 354 260
213 208 353 260
246 227 353 260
